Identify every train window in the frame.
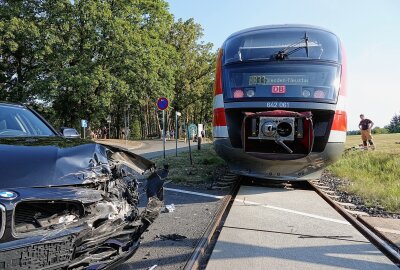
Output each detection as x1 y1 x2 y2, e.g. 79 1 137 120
224 28 339 64
223 63 340 103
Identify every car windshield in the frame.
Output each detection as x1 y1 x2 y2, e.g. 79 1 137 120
0 104 55 137
224 28 340 64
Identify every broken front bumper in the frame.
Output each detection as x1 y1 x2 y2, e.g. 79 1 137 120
0 168 167 270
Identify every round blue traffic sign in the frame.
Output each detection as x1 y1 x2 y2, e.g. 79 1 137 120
157 97 169 110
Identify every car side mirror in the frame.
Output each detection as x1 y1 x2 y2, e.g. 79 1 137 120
60 127 80 138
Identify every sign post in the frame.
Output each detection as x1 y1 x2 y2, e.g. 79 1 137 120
157 97 169 159
81 119 87 139
162 110 165 158
126 104 131 145
187 122 193 165
175 111 181 157
106 115 111 139
124 109 127 144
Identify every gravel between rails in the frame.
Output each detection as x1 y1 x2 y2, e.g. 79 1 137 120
116 184 227 270
319 171 400 219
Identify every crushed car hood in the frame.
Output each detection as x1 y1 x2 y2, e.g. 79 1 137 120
0 137 154 189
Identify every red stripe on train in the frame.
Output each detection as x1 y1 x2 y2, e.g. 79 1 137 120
331 110 347 131
213 108 227 127
214 49 223 96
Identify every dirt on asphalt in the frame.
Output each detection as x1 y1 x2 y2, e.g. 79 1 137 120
95 139 143 150
116 184 228 270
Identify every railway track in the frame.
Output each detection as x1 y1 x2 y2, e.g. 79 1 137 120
309 181 400 266
183 180 241 270
185 178 400 270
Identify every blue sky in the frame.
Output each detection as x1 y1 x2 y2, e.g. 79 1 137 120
167 0 400 130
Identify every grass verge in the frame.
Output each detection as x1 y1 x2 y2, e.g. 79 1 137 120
153 144 226 186
328 133 400 213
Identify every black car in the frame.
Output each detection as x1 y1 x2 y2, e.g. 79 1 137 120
0 102 167 269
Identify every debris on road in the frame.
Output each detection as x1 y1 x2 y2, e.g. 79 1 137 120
158 233 187 241
117 185 227 270
162 203 176 213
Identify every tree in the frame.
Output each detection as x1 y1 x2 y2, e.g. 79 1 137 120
0 0 216 139
347 130 361 135
0 0 50 102
168 18 215 128
372 126 389 134
386 114 400 133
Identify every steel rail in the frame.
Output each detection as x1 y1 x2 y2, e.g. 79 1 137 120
357 216 400 253
309 181 400 267
184 181 240 270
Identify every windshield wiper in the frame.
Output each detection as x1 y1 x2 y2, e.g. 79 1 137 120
273 32 309 60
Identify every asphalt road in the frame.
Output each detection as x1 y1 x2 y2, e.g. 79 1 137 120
118 185 225 270
116 140 226 270
132 140 191 159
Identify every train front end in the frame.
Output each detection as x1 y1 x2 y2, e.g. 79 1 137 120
213 25 347 181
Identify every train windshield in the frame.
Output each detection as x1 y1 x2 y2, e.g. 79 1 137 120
224 28 339 64
223 63 340 103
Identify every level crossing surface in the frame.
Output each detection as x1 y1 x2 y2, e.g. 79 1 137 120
206 185 398 270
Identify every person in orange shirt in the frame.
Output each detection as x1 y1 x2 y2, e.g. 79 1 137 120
358 114 375 150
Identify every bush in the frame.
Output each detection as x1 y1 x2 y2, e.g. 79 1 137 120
130 120 141 140
372 127 389 134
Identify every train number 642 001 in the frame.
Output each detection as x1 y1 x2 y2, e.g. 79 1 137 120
266 102 290 108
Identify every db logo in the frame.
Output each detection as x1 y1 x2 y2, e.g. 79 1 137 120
272 85 286 94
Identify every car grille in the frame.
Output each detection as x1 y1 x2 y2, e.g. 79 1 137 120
0 204 5 239
13 200 83 235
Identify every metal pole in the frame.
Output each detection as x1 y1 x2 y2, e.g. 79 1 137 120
127 108 130 141
108 122 111 139
83 127 85 139
175 112 178 157
163 110 166 159
124 110 127 145
187 123 193 165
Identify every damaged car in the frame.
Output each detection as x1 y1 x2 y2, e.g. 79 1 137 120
0 102 167 269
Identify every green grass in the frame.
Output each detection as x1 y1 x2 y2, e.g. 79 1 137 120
153 144 226 186
328 133 400 213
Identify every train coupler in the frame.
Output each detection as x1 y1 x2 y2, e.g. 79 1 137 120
242 110 314 157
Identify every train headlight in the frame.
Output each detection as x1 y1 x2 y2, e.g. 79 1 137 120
245 88 255 97
233 88 244 98
302 89 311 98
314 89 326 98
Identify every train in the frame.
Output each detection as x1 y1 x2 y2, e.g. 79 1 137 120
213 25 347 181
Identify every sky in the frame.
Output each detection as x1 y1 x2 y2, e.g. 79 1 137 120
166 0 400 130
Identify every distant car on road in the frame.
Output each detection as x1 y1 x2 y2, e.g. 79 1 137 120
60 127 81 138
0 102 167 269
